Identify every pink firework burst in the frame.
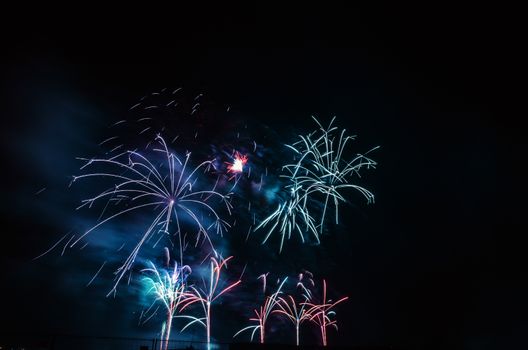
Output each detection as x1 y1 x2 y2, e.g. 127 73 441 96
227 151 248 174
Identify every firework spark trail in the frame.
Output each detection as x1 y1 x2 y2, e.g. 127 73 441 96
257 272 269 294
34 187 46 195
86 261 107 287
32 232 71 260
178 256 241 349
233 277 288 344
303 279 349 347
70 135 232 295
141 251 192 350
61 234 75 256
255 117 377 251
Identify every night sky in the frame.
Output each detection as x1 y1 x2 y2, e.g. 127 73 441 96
1 5 525 349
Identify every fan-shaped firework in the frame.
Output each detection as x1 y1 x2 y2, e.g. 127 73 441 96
234 277 288 344
304 279 349 347
141 248 192 350
178 256 241 349
71 134 232 295
272 272 317 346
273 294 313 346
255 116 377 251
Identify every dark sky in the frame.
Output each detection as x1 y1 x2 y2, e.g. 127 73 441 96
0 5 525 350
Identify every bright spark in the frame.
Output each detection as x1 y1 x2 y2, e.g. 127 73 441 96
227 152 248 173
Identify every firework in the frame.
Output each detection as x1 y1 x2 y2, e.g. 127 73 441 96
234 277 288 344
71 135 232 295
304 279 348 347
141 248 192 350
227 151 248 174
285 117 377 229
273 294 313 346
272 273 317 346
178 256 241 349
254 183 319 252
256 117 377 251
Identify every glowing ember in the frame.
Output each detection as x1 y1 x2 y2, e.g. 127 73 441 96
227 152 248 173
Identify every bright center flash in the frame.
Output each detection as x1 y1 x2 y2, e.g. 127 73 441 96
231 158 244 172
228 152 248 173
